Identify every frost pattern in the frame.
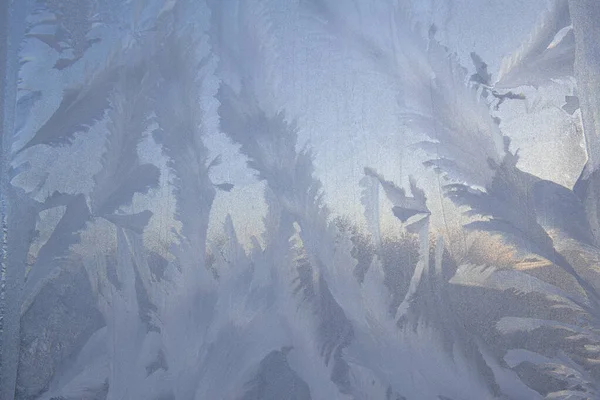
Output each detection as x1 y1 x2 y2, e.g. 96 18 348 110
1 0 600 399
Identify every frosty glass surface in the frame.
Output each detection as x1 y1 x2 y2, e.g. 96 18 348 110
1 0 599 399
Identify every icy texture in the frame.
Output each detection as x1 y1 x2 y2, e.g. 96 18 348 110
1 0 600 399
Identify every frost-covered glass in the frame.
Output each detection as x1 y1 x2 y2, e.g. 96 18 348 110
1 0 600 399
